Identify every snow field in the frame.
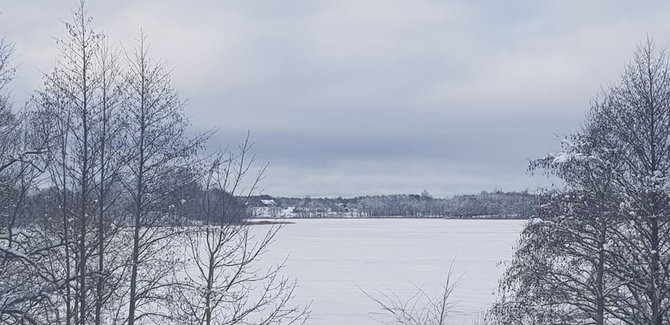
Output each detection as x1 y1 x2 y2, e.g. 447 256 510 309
247 219 525 324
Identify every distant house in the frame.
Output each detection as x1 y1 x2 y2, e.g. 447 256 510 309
260 199 276 207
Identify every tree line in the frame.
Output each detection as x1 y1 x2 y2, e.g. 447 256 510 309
0 3 307 324
251 190 535 218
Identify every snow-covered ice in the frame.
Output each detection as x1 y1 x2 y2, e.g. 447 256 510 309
251 218 524 324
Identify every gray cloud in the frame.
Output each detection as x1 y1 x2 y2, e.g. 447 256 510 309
3 0 670 197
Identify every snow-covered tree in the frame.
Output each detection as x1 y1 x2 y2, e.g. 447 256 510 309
491 39 670 325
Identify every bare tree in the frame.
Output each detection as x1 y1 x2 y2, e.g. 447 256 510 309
121 32 208 325
39 65 77 324
170 134 309 325
1 4 311 325
0 39 45 176
0 110 52 323
0 38 59 324
0 37 16 142
91 36 128 325
38 3 105 323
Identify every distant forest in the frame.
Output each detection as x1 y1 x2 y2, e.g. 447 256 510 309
249 190 535 219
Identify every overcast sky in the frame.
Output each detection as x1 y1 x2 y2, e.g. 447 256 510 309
3 1 670 197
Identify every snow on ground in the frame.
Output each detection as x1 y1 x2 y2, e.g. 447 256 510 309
250 218 525 324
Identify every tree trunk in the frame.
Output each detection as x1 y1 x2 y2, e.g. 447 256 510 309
127 66 146 325
595 224 606 325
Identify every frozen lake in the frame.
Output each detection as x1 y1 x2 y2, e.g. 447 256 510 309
253 218 525 324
